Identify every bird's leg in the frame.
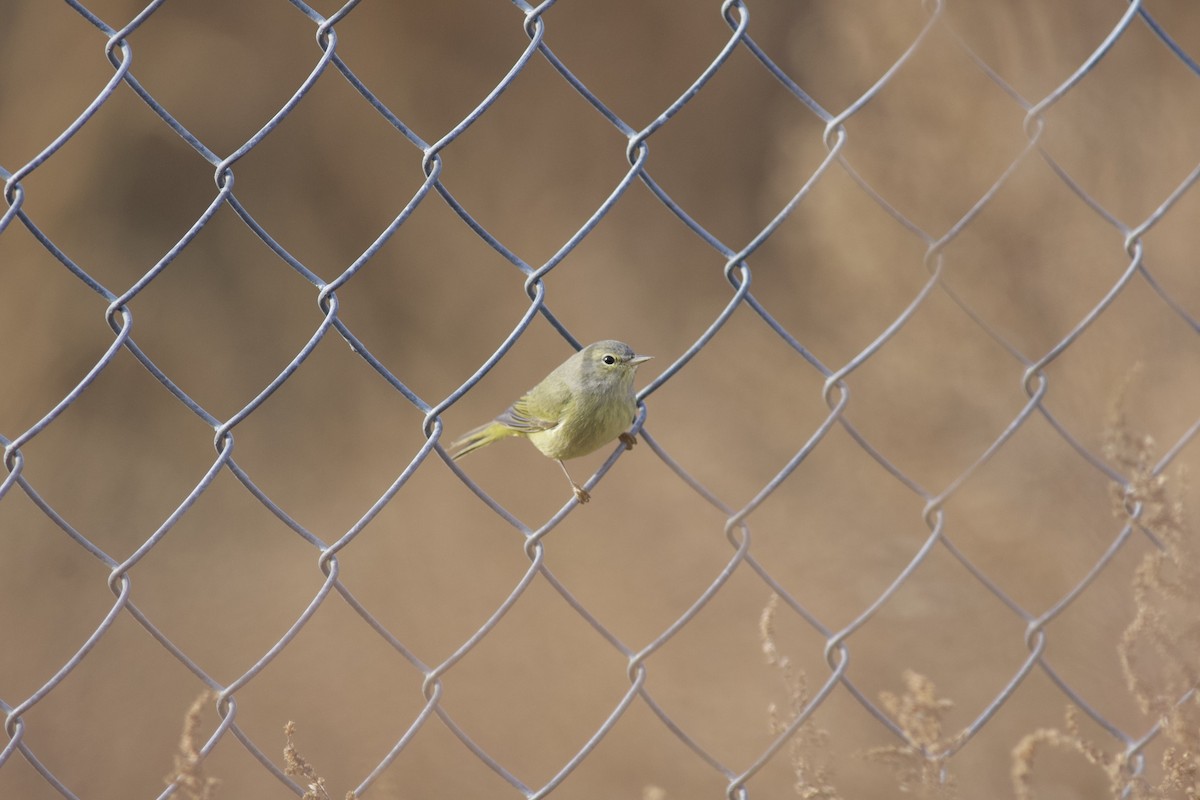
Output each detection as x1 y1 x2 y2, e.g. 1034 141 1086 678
619 432 637 450
557 459 590 503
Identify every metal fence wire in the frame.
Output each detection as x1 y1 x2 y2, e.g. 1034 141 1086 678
2 1 1199 798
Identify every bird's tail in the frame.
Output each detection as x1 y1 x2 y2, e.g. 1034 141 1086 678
449 421 520 460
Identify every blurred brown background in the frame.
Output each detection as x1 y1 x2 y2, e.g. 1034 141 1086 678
2 1 1199 798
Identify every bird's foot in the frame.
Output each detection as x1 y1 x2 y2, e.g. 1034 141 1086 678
619 432 637 451
573 485 591 504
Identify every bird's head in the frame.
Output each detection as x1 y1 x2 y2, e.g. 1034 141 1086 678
580 340 652 387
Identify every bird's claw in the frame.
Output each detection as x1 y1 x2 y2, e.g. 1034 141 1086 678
619 432 637 451
573 485 591 504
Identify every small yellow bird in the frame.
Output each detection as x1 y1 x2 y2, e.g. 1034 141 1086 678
450 340 652 503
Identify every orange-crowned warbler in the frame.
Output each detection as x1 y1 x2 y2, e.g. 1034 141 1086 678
450 340 652 503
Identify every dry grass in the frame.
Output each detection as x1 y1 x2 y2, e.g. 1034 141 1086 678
1011 695 1200 799
863 671 959 799
163 710 357 800
759 594 841 799
284 721 357 800
759 593 964 798
1011 384 1199 799
165 691 220 800
1011 705 1132 800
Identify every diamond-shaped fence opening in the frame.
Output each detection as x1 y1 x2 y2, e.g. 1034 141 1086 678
2 2 1199 799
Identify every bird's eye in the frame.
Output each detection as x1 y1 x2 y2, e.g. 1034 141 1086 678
602 354 616 365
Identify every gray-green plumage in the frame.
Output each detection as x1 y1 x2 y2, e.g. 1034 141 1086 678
450 340 652 502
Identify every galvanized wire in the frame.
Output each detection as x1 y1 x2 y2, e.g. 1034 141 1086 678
2 1 1198 798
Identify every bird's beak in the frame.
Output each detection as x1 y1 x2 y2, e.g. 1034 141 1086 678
629 355 653 366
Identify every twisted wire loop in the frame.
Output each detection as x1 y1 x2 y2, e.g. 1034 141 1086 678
0 0 1197 797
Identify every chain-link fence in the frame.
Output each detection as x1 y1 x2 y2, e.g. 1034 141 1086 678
2 1 1199 798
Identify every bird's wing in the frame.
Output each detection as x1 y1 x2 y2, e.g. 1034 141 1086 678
495 401 556 433
497 388 566 433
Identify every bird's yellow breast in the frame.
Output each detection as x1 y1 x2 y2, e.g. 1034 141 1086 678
527 392 635 460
